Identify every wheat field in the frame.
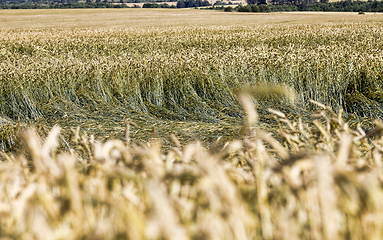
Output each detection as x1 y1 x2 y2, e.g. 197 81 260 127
1 9 383 28
1 9 383 239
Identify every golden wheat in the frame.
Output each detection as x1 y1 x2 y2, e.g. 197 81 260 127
0 99 383 239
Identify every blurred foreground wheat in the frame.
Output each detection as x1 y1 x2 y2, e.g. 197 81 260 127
2 99 383 239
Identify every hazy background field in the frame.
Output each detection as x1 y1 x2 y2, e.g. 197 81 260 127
0 8 382 28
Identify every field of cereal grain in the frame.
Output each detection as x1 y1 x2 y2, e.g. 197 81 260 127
1 9 383 239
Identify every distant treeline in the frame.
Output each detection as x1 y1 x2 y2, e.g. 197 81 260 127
0 2 130 8
1 0 382 11
176 0 210 8
269 0 383 12
203 4 270 11
0 0 177 6
99 0 383 11
0 0 210 8
121 0 210 8
206 0 383 12
142 2 176 7
237 4 270 11
1 0 176 3
125 0 176 3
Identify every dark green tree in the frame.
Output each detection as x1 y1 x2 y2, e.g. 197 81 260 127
176 0 185 7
